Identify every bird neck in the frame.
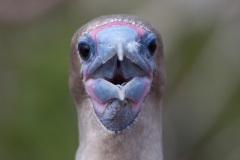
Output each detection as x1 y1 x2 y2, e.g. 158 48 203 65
75 97 163 160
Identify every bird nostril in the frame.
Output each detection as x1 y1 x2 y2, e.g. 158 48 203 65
119 99 128 108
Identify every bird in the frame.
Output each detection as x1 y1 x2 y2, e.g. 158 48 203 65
69 14 166 160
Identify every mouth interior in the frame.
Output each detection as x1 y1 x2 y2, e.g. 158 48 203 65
104 59 133 85
105 73 133 85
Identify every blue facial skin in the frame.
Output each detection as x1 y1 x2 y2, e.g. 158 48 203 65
78 26 156 79
78 26 157 132
94 79 119 103
97 26 138 63
93 77 145 104
124 77 144 102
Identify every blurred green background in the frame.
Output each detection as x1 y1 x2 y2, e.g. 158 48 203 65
0 0 239 160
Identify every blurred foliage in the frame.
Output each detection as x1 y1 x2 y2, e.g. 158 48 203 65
0 0 239 160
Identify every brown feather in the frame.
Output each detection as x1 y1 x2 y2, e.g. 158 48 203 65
69 14 166 160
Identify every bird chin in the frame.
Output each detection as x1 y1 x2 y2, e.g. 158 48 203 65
95 98 139 132
84 76 152 132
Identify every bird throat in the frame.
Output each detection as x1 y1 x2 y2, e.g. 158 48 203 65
95 98 138 132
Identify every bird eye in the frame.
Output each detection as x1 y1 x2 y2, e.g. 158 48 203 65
78 43 91 60
148 40 157 56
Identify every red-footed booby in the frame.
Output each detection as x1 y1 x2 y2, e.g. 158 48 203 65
69 14 165 160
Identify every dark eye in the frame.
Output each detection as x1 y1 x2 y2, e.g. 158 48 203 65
148 40 157 56
78 43 91 60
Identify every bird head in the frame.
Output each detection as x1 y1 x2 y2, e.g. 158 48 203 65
69 15 165 132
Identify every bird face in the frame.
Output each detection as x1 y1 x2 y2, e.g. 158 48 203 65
71 18 161 132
